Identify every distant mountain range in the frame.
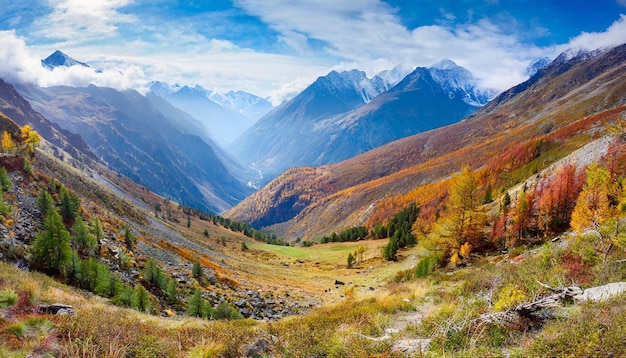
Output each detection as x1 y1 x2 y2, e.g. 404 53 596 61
0 48 571 219
149 82 273 146
229 60 497 181
14 82 253 213
225 44 626 238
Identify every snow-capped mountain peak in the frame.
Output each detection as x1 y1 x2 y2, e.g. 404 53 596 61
431 58 461 70
209 90 273 120
428 59 498 106
41 50 91 70
526 57 551 77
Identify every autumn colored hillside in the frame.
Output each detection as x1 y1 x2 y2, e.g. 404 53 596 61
226 44 626 241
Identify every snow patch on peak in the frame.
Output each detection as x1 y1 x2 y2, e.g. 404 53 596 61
526 57 551 77
41 50 91 70
209 90 273 120
428 59 498 107
431 58 458 70
553 47 606 67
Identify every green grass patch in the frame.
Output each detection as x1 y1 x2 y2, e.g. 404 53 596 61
248 240 389 265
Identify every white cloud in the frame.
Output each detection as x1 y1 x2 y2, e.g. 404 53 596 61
559 14 626 52
0 30 146 90
268 75 318 106
4 0 624 105
233 0 546 91
33 0 136 41
0 30 46 85
234 1 626 93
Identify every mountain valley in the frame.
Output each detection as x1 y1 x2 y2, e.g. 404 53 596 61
0 41 625 357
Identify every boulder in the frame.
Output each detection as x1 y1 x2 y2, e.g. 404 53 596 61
39 303 75 316
245 338 272 358
575 282 626 302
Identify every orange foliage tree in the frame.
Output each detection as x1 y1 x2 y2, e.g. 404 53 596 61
571 163 616 233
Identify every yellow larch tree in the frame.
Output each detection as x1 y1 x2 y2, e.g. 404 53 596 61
20 125 40 157
1 131 15 154
570 163 616 232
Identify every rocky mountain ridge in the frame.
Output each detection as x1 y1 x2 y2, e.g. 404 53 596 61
230 60 493 180
226 44 626 239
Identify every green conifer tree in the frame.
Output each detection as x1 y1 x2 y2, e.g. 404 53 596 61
59 186 76 222
71 216 97 256
29 209 72 275
112 276 133 307
94 263 112 297
49 178 57 193
131 285 152 313
187 289 204 317
124 225 136 251
0 167 11 191
192 260 203 279
36 190 54 215
164 278 178 304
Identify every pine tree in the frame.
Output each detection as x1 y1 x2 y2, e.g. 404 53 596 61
23 157 32 176
164 278 178 304
0 187 10 216
20 125 40 157
70 192 81 214
502 192 511 210
71 216 97 256
94 263 112 297
131 285 152 313
37 190 55 215
90 216 104 241
382 237 399 261
192 260 203 279
124 225 136 251
355 244 367 264
0 167 11 191
214 301 243 320
187 289 204 317
112 276 133 307
59 185 76 222
80 257 99 291
446 165 485 247
70 249 81 282
49 178 57 193
29 209 72 275
347 252 355 268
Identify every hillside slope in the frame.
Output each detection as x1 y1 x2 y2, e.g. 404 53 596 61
12 83 252 213
0 79 96 164
226 44 626 239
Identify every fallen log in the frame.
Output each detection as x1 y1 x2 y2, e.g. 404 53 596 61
476 282 626 331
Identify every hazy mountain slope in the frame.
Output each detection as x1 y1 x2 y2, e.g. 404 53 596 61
228 70 375 178
150 82 255 146
144 92 259 186
230 65 481 180
15 83 252 213
226 44 626 238
0 79 96 163
209 89 273 121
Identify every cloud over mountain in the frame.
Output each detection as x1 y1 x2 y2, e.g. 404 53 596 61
0 30 146 90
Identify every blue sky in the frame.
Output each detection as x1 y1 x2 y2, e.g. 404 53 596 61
0 0 625 104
